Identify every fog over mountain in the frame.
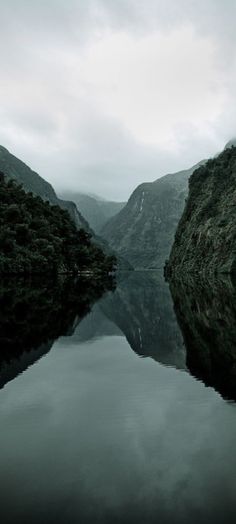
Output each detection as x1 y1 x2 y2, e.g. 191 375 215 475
0 1 236 199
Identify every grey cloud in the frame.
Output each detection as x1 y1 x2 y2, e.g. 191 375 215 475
0 0 235 199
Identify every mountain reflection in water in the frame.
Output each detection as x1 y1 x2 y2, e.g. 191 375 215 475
0 272 236 524
169 274 236 401
0 275 114 389
1 271 236 400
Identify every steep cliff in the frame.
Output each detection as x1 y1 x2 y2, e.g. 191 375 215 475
168 147 236 275
101 163 203 269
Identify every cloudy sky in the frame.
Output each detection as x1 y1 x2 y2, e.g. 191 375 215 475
0 0 236 200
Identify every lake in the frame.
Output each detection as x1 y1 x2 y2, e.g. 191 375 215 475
0 272 236 524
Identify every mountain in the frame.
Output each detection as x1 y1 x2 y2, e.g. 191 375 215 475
0 174 116 274
59 191 125 233
0 145 88 230
101 162 204 269
167 146 236 275
0 145 131 269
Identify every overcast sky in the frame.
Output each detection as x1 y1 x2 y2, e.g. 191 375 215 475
0 0 236 200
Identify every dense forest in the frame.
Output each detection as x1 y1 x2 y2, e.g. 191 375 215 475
0 172 116 274
167 147 236 275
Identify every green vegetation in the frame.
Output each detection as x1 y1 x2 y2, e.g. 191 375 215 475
0 144 130 270
0 173 116 274
167 147 236 275
0 144 88 229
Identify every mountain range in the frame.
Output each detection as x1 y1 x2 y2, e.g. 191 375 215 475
2 139 236 274
0 145 130 269
101 162 205 269
59 190 125 233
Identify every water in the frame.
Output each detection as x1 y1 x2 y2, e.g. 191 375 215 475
0 272 236 524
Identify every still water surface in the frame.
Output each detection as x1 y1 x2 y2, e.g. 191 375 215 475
0 272 236 523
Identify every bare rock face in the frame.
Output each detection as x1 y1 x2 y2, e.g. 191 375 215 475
101 162 204 269
167 147 236 276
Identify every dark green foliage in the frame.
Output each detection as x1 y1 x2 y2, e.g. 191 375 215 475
168 147 236 275
0 175 116 274
0 145 129 270
0 145 88 230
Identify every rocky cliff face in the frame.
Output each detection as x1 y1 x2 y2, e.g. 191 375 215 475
0 145 89 230
101 163 203 269
167 147 236 275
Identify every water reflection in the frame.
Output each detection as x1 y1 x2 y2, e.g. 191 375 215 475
79 271 186 369
1 271 236 401
169 274 236 401
0 273 236 523
0 276 114 389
